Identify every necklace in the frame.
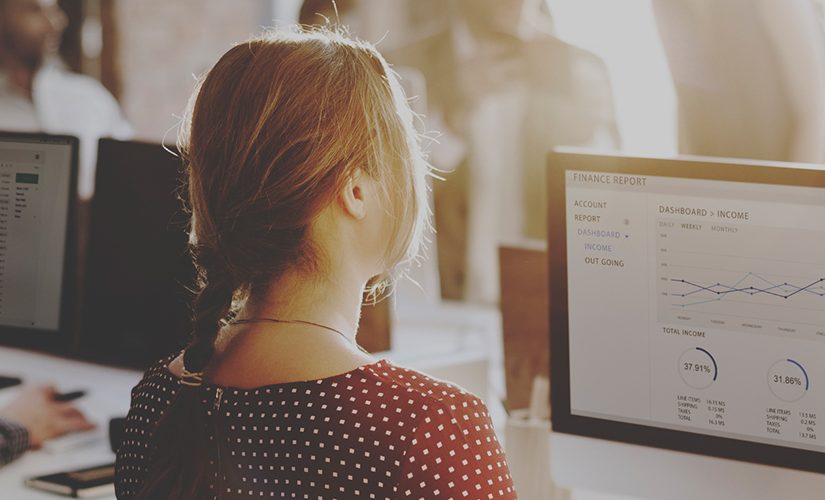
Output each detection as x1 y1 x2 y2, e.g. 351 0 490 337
229 317 369 354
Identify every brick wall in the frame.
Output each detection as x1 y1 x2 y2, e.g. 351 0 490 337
116 1 267 141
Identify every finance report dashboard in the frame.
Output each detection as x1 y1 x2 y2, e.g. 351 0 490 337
552 153 825 469
0 135 74 333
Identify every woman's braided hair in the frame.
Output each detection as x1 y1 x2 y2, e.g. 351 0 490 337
134 28 429 499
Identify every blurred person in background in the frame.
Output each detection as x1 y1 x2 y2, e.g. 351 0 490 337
391 0 619 303
0 0 132 199
0 386 95 466
654 0 825 163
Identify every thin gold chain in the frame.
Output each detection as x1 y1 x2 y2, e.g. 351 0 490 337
228 317 370 354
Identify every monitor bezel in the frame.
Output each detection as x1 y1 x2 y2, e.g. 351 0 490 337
548 149 825 474
0 131 79 354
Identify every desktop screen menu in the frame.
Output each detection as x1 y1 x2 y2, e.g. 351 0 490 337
0 137 72 331
566 168 825 454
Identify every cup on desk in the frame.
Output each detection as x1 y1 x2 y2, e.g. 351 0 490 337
109 417 126 453
505 376 569 499
505 409 556 499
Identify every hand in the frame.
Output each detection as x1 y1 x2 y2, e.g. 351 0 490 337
0 385 96 448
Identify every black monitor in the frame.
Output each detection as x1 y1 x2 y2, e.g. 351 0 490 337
0 132 78 354
548 150 825 474
78 139 195 368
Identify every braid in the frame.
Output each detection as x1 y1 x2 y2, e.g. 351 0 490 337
182 260 235 375
135 253 235 500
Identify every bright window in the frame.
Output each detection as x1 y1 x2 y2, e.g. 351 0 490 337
546 0 677 154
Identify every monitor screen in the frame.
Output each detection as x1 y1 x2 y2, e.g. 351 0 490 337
0 132 78 351
549 150 825 474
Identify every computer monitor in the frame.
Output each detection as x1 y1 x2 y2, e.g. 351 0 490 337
0 132 78 354
548 150 825 499
78 139 394 368
78 139 194 368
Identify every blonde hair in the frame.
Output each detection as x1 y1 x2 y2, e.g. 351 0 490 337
137 28 429 499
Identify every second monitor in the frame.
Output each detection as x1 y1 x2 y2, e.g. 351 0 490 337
78 139 194 368
548 150 825 499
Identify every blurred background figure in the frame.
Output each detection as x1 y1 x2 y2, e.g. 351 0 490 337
0 0 131 199
390 0 619 303
10 0 822 306
0 386 94 466
654 0 825 163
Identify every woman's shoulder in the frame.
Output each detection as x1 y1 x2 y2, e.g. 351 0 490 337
372 361 516 498
362 360 488 415
128 352 181 399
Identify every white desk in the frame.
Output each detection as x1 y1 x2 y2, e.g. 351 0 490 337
0 347 141 499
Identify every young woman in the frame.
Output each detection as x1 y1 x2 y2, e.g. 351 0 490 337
115 29 516 499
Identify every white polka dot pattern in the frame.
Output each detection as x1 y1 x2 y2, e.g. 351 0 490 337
115 356 517 499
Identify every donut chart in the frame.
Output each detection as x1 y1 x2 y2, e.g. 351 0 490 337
678 347 717 389
767 359 809 402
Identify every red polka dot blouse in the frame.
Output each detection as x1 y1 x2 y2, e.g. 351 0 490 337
115 357 517 499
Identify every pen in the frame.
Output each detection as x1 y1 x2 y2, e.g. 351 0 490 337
54 390 86 402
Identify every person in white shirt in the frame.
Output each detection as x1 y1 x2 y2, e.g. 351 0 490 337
0 0 132 199
391 0 619 303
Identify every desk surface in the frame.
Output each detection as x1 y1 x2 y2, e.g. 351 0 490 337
0 347 141 499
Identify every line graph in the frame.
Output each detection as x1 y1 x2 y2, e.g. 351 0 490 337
656 220 825 340
671 273 825 308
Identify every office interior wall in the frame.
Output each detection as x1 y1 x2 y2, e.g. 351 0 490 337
115 1 267 141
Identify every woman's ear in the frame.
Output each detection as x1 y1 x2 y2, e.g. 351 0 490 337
340 169 368 220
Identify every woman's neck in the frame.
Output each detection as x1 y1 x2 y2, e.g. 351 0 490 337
241 267 367 343
198 266 373 388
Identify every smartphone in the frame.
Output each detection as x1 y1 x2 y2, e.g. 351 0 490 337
25 463 115 498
